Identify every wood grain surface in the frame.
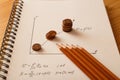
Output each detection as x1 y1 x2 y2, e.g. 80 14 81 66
0 0 120 51
0 0 14 46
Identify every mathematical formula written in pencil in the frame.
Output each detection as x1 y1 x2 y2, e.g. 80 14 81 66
19 63 75 77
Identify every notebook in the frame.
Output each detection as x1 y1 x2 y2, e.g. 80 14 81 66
0 0 120 80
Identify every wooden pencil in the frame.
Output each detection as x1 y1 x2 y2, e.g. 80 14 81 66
56 43 97 79
66 44 109 80
68 44 111 80
71 45 114 79
77 46 120 80
56 43 120 80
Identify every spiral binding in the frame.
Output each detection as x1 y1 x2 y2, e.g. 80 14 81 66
0 0 24 79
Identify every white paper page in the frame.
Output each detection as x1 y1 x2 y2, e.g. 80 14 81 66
7 0 120 80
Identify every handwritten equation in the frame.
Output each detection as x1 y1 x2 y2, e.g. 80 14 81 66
19 62 75 77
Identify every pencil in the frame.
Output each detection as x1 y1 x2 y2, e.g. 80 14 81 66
56 43 120 80
66 44 108 80
71 45 115 79
77 46 120 80
64 44 103 79
56 43 97 79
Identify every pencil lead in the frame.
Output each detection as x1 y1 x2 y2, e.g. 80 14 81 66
56 43 62 48
71 44 76 48
66 44 72 49
76 45 83 49
61 43 66 48
66 44 69 47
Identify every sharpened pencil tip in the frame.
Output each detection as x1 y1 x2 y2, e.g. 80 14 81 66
71 44 76 48
61 43 66 48
76 45 83 49
56 43 66 48
66 44 73 49
56 43 62 48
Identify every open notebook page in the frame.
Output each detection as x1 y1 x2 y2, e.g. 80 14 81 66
6 0 120 80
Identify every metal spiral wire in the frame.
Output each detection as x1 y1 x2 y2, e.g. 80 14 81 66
0 0 24 79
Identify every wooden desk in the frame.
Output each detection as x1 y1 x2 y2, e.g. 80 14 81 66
0 0 120 51
0 0 14 46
